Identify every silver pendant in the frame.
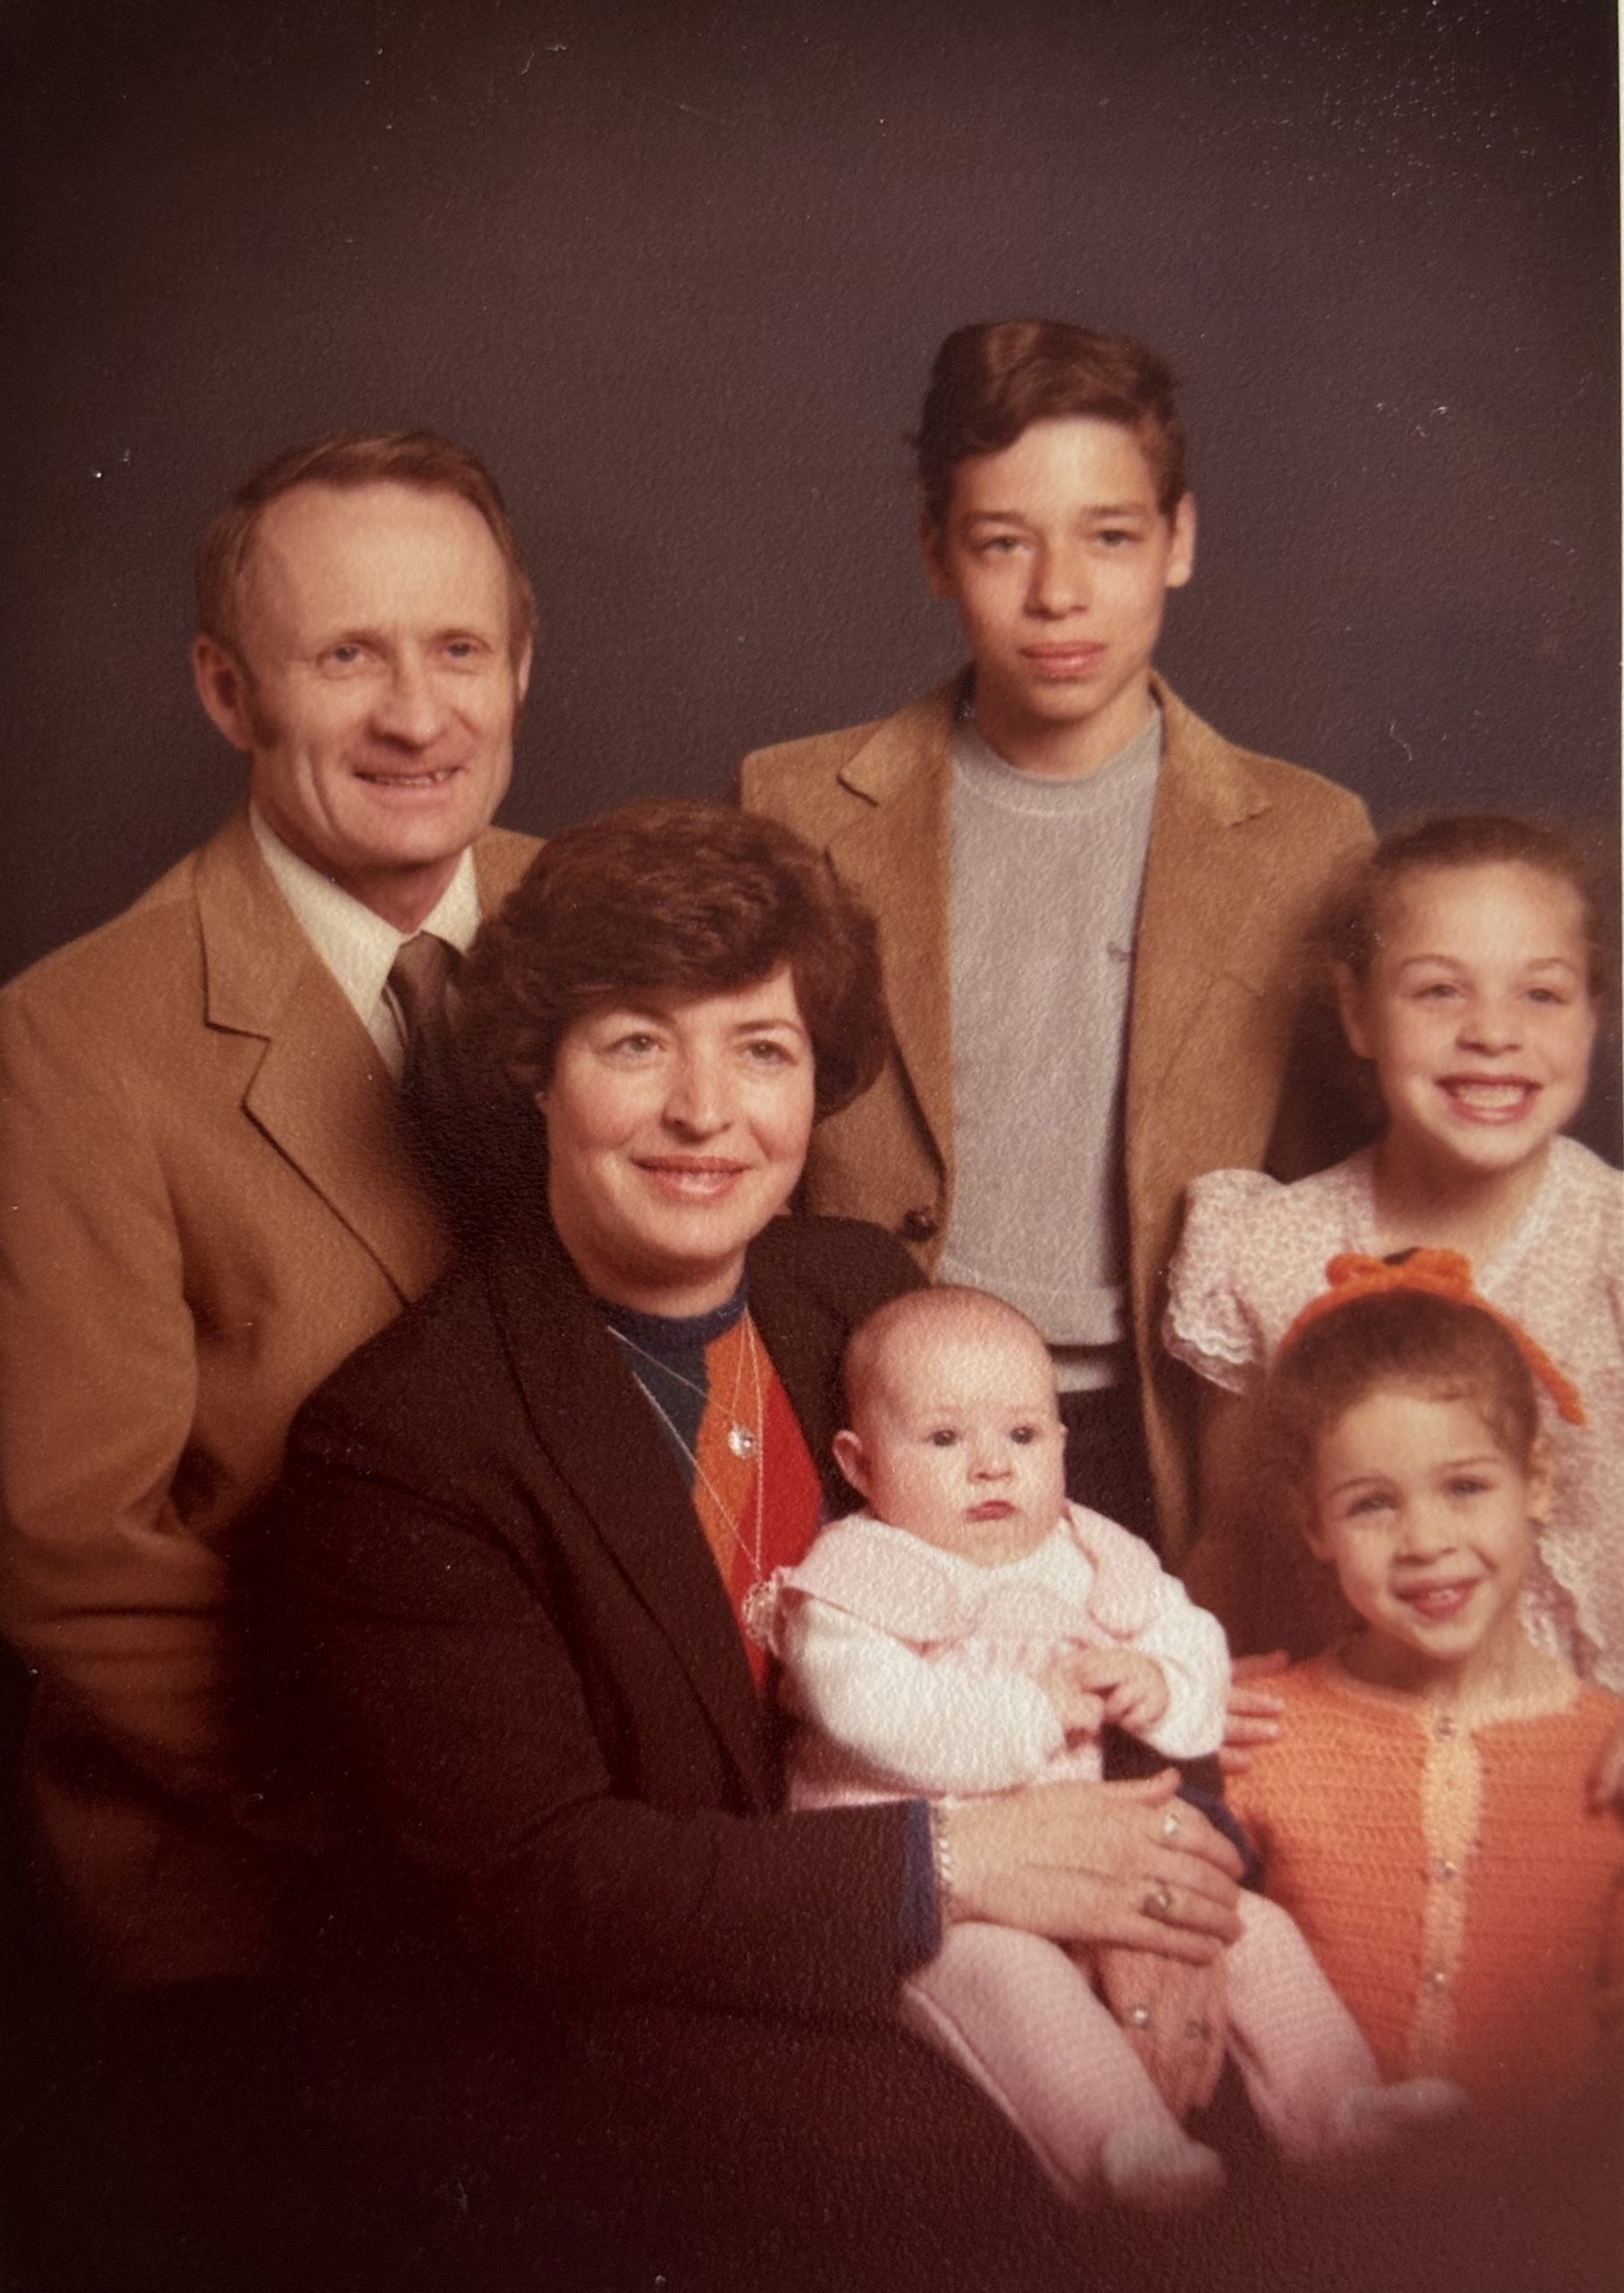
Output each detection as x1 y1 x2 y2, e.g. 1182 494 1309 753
726 1423 757 1459
742 1577 777 1647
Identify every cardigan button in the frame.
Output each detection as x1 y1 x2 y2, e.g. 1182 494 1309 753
1431 1859 1458 1882
1422 1970 1448 1994
900 1207 940 1243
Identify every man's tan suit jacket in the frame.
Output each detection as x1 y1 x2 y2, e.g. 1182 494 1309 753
741 675 1372 1567
0 809 537 1984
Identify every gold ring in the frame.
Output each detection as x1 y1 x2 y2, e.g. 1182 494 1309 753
1139 1882 1175 1921
1161 1808 1181 1841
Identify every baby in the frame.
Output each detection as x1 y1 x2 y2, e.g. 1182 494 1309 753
772 1285 1456 2207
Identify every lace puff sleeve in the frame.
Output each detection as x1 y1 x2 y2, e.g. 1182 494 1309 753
1162 1167 1284 1395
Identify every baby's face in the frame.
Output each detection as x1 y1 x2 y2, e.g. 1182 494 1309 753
841 1319 1068 1567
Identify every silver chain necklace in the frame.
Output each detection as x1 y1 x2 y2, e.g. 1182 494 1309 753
607 1309 762 1460
614 1315 777 1647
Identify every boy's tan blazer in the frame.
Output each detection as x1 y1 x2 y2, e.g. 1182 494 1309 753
741 675 1372 1566
0 808 537 1983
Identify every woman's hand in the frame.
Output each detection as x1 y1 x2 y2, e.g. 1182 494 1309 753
945 1768 1242 1962
1219 1649 1289 1775
1095 1948 1228 2116
1590 1712 1624 1814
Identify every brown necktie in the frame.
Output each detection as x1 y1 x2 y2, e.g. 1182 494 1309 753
387 932 462 1120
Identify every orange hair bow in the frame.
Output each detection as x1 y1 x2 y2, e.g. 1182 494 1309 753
1277 1248 1585 1427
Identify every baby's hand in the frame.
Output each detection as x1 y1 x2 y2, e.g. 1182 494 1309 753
1036 1653 1106 1739
1046 1648 1169 1738
1069 1648 1170 1734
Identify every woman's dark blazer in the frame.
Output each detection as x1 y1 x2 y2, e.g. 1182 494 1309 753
271 1207 929 2028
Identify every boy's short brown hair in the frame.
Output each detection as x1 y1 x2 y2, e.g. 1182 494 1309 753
914 321 1188 528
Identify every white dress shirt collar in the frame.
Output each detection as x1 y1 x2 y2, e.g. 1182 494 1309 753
249 808 482 1070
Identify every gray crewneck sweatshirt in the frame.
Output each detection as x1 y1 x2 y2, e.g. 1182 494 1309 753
936 704 1162 1384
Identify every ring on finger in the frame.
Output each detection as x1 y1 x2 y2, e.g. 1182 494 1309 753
1139 1881 1175 1921
1160 1808 1181 1841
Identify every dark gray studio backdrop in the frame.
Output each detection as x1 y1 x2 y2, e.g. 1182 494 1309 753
4 0 1619 1150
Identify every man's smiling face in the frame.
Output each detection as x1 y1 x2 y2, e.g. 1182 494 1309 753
195 477 530 931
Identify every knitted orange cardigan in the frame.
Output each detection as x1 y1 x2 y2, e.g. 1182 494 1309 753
1227 1654 1624 2104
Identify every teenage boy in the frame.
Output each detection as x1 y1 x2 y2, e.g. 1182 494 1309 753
741 321 1371 1563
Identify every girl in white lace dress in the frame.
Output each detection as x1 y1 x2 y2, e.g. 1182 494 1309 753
1164 816 1623 1688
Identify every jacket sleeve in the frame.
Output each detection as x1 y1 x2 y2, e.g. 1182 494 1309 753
0 986 236 1797
274 1392 916 2029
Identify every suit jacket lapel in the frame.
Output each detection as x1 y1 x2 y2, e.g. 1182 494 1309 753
489 1225 777 1805
1125 684 1274 1136
824 685 958 1172
195 812 446 1302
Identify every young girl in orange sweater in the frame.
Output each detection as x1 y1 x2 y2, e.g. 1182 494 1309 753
1226 1256 1624 2108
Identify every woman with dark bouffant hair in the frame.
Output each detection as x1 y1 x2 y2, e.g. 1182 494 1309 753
266 798 1241 2289
450 798 891 1222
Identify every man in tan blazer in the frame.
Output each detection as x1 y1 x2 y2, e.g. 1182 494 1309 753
743 323 1371 1570
0 431 538 1992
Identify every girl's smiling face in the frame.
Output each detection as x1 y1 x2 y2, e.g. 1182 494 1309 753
1307 1386 1548 1692
1336 861 1596 1195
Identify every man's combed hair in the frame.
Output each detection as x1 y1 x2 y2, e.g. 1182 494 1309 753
195 428 537 661
1264 1289 1542 1522
459 798 890 1122
914 321 1188 528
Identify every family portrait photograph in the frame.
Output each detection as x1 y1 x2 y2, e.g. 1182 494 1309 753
0 3 1618 2289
